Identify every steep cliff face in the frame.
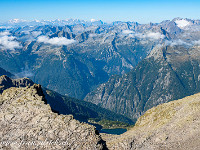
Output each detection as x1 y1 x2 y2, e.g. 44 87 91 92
43 88 133 124
85 45 200 120
0 84 106 150
103 93 200 150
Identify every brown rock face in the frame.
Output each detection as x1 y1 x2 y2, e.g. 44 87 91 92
0 75 34 94
103 93 200 150
0 84 106 150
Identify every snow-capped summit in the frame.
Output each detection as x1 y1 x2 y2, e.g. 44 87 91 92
91 19 96 22
8 19 27 24
174 18 192 28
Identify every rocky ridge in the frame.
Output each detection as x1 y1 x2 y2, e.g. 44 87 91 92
0 82 106 149
0 75 34 93
102 92 200 150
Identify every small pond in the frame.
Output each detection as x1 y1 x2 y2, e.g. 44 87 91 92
100 128 127 135
86 122 127 135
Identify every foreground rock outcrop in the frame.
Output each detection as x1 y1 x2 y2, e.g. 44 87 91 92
102 93 200 150
0 83 106 149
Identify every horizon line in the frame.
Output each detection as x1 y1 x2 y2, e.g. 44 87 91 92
0 17 199 25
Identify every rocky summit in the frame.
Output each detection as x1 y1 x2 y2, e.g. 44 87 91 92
0 75 34 93
102 92 200 150
0 83 106 150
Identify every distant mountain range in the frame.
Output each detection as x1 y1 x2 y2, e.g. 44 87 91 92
0 18 168 99
0 18 105 27
1 18 200 121
83 18 200 120
1 17 200 28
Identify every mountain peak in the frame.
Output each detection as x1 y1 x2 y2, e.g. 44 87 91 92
0 75 34 93
0 82 106 149
91 19 96 22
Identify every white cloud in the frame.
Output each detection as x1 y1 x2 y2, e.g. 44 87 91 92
0 26 12 29
89 34 97 38
21 31 30 35
140 40 149 45
32 31 42 37
134 32 165 40
37 36 76 46
0 32 22 50
128 34 135 38
193 40 200 45
122 30 134 34
165 39 192 46
146 32 165 39
0 31 10 36
175 19 192 28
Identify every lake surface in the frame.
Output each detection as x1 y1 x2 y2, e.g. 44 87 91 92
100 128 127 135
86 122 127 135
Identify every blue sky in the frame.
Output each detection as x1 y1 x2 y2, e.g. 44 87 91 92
0 0 199 23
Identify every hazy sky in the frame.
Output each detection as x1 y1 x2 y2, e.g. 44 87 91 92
0 0 199 23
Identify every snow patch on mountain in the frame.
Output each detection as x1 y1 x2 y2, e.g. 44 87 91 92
91 19 96 22
175 19 192 28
